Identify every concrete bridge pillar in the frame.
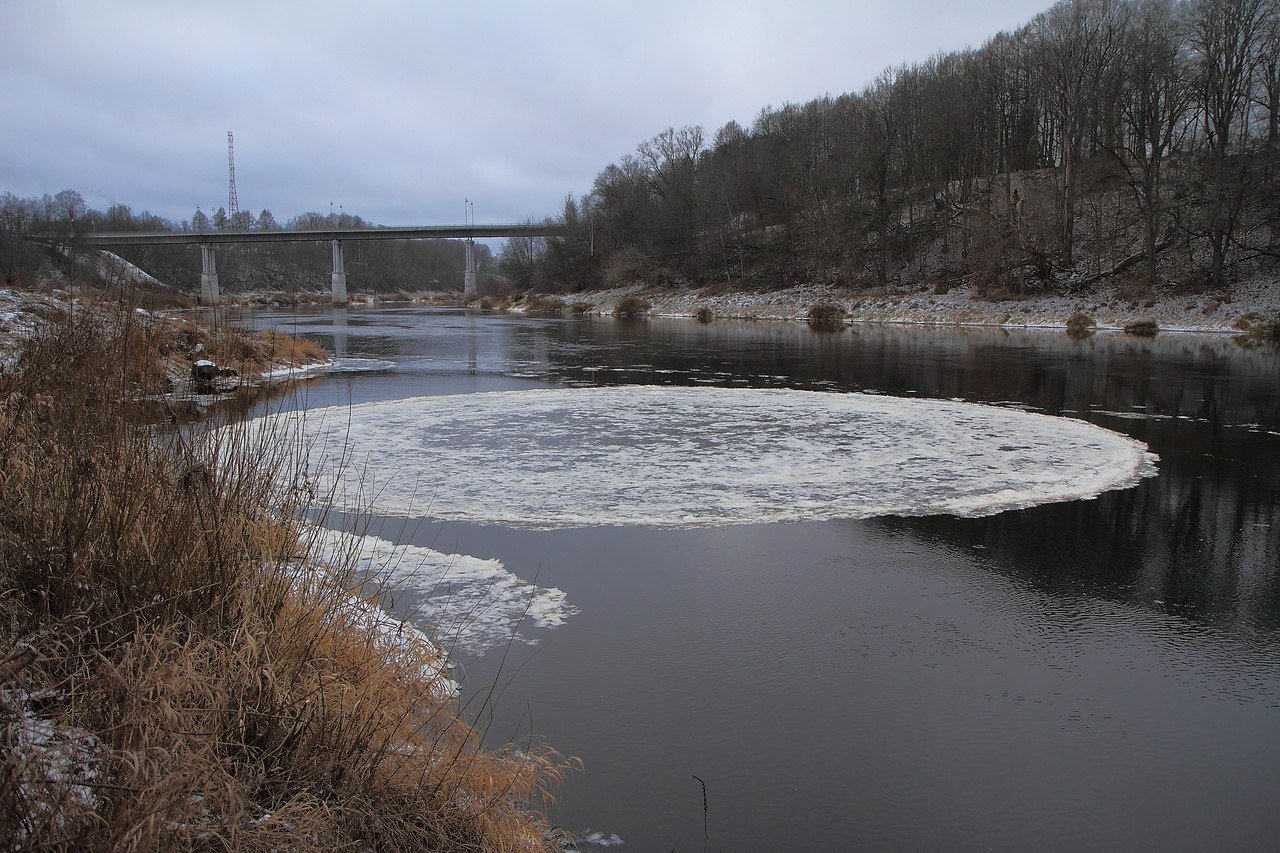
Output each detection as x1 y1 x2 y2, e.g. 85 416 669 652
331 239 348 305
463 238 477 298
200 244 220 305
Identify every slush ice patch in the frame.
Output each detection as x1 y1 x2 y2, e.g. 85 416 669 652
308 527 577 656
259 387 1158 529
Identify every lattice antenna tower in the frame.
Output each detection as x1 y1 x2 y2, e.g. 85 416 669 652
226 131 240 216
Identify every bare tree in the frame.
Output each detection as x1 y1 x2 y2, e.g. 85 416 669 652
634 126 705 274
1109 0 1193 287
1036 0 1128 268
853 71 905 285
1251 0 1280 143
1186 0 1269 287
53 189 86 231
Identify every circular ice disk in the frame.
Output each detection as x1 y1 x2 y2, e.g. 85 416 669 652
286 386 1158 528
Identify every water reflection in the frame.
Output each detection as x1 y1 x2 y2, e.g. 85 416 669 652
235 306 1280 850
517 317 1280 630
331 307 348 359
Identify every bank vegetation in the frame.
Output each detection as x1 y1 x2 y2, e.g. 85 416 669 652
0 301 568 850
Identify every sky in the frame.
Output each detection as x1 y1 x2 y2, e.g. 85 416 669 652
1 0 1052 229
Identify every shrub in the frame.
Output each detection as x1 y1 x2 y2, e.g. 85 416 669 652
569 301 594 315
1123 319 1159 337
1065 312 1096 338
694 306 714 323
523 294 566 315
807 303 847 330
603 246 661 288
1233 312 1280 343
613 296 651 319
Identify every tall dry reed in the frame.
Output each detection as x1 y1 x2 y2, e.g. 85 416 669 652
0 299 569 851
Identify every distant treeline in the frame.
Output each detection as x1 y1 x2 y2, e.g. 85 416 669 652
0 192 493 294
504 0 1280 296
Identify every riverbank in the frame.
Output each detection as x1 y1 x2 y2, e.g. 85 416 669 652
0 299 569 849
514 276 1280 335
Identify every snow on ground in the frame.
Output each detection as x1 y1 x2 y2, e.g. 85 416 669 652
560 276 1280 333
258 360 333 381
0 288 63 368
2 689 102 842
272 387 1158 531
95 251 165 290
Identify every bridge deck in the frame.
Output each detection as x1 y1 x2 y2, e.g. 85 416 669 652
76 223 575 247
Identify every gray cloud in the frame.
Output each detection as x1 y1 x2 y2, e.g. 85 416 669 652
1 0 1049 227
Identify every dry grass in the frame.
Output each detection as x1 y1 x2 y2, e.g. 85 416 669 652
168 316 329 376
520 295 567 315
1233 312 1280 343
806 303 847 330
1065 312 1096 339
0 302 569 850
1123 319 1160 337
612 296 651 318
469 296 512 311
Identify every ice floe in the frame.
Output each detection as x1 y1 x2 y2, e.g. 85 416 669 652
307 526 577 657
263 386 1159 529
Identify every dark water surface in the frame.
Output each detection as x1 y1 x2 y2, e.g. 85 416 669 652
239 305 1280 851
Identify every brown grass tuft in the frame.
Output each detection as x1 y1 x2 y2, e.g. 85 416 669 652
1065 312 1096 339
0 300 569 850
521 295 567 315
1232 312 1280 344
806 303 847 330
1123 319 1159 337
613 296 651 319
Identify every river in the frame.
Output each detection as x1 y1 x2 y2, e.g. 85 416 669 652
239 305 1280 851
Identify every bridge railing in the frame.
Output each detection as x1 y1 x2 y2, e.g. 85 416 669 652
74 223 580 247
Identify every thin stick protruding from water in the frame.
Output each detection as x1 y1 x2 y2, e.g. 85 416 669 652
691 774 709 853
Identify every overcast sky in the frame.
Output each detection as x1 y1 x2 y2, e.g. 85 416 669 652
1 0 1051 229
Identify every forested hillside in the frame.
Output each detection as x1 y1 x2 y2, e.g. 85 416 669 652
505 0 1280 299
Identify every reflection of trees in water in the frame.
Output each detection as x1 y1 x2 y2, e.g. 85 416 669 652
535 319 1280 629
540 320 1280 428
881 446 1280 632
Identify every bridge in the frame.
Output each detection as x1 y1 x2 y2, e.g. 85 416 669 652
75 223 579 305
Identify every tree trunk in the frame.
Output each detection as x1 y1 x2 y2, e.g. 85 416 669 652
1061 151 1076 267
1143 151 1163 290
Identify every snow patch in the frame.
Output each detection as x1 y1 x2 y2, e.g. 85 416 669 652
324 356 397 374
3 689 102 842
571 830 625 848
260 360 332 381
